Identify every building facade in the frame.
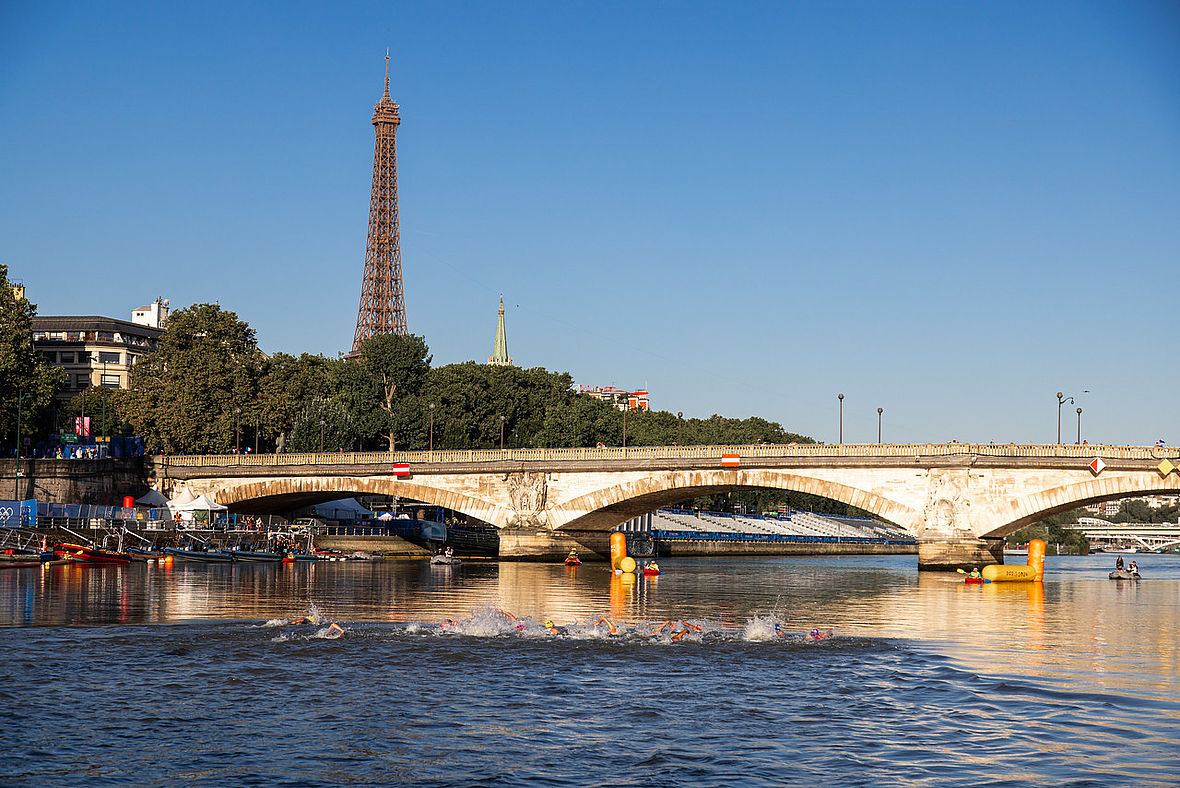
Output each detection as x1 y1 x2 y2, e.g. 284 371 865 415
32 298 168 397
578 385 650 412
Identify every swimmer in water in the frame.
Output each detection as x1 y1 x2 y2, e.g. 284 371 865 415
324 623 344 639
543 619 559 634
593 616 618 635
806 628 833 641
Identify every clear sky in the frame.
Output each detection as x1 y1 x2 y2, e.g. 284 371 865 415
2 1 1177 445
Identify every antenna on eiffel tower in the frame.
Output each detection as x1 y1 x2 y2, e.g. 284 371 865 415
351 53 407 355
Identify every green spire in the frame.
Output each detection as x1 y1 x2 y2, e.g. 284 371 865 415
489 295 512 366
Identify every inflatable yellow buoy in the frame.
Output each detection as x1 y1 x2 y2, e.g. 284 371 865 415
980 538 1046 583
609 532 627 570
619 556 637 573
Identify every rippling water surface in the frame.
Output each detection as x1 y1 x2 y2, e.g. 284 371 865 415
2 553 1179 786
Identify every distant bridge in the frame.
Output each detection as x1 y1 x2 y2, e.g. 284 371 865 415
154 443 1180 569
1068 519 1180 552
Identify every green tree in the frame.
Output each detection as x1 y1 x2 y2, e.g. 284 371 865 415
0 265 65 452
258 352 338 451
70 387 135 437
356 334 431 451
126 303 264 453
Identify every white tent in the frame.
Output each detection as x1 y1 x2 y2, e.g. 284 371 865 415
173 494 228 512
135 487 169 507
297 498 373 519
167 486 196 508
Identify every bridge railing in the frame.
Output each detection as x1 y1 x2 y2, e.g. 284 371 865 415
155 442 1177 469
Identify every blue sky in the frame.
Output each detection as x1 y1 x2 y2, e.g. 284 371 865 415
2 1 1177 445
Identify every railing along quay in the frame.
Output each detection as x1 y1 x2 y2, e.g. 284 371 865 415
156 443 1178 469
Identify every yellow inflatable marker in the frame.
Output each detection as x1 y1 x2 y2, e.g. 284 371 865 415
980 538 1046 583
619 556 637 573
609 532 626 571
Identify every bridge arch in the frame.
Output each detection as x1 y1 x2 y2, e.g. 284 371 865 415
549 469 921 533
202 476 513 528
980 474 1180 538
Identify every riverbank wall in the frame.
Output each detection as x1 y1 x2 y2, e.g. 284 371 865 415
0 458 146 505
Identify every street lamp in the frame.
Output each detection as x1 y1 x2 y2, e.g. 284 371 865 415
14 392 30 500
100 360 107 438
499 415 505 450
319 419 325 453
1076 407 1083 445
235 407 241 453
838 393 844 444
622 404 628 449
1056 392 1075 444
677 411 683 446
255 413 260 455
428 403 435 452
877 407 883 444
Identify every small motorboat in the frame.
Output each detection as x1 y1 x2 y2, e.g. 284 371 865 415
219 548 285 563
0 553 45 569
1109 570 1141 580
430 554 461 565
164 547 234 563
54 543 131 564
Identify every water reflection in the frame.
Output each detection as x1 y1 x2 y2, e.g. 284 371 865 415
3 554 1180 708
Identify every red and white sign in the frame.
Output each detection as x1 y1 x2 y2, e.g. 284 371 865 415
391 463 410 477
75 416 90 437
721 454 741 467
1089 457 1105 475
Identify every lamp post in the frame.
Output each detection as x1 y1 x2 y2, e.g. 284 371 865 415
428 403 435 452
877 407 883 444
100 360 107 438
1056 392 1074 444
1076 407 1083 445
622 405 628 449
838 393 844 444
677 411 683 446
319 419 325 453
255 413 260 455
234 407 241 453
14 392 30 500
499 415 505 450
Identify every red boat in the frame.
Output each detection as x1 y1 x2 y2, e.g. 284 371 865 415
963 576 985 584
564 557 581 567
53 543 131 564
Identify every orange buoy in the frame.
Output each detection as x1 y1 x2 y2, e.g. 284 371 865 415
609 532 626 571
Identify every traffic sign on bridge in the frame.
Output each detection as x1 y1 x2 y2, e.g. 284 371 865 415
1089 457 1105 475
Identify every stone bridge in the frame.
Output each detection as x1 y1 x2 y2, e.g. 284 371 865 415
153 443 1180 569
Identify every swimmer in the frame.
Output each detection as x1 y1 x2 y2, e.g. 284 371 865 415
806 628 833 641
670 627 693 642
324 623 344 639
439 618 458 631
650 620 675 635
593 616 618 635
543 619 559 634
680 621 702 632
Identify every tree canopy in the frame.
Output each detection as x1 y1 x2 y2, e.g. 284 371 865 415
0 264 64 452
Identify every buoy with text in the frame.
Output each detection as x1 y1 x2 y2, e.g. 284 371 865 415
980 538 1046 583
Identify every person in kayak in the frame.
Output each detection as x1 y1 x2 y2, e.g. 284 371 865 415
968 567 982 579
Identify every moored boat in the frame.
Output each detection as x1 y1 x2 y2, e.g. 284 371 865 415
164 547 234 563
53 543 131 564
218 548 284 562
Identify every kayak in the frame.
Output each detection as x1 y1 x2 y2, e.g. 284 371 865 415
564 557 581 566
963 576 989 584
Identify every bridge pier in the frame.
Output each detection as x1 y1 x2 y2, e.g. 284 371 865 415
917 537 1005 572
497 528 613 562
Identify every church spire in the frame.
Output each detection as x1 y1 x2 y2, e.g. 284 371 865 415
488 295 513 366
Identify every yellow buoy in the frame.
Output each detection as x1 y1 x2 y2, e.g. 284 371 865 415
981 564 1038 582
619 556 637 573
609 532 627 570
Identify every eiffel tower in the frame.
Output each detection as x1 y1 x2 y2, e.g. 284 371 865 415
351 54 407 353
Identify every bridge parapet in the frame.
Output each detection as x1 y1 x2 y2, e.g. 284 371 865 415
157 443 1178 469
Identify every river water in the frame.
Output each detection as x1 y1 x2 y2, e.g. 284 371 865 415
2 553 1178 786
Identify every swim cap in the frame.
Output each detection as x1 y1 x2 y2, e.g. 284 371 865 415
544 620 554 628
810 629 820 637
